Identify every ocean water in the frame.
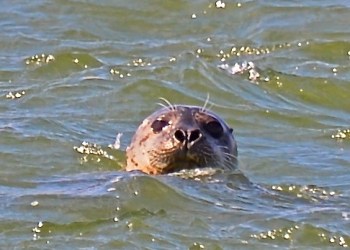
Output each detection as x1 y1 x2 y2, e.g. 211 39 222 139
0 0 350 249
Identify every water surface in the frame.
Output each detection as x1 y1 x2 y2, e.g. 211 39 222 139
1 0 350 249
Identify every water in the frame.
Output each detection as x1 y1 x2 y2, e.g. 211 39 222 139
1 0 350 249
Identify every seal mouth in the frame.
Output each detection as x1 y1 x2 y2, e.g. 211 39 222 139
163 146 206 173
165 158 202 173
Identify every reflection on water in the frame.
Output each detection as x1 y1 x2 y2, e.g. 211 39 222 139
0 0 349 248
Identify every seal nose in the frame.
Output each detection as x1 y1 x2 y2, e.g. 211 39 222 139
174 129 202 148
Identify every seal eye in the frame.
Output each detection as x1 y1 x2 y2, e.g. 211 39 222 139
151 119 169 133
204 120 223 138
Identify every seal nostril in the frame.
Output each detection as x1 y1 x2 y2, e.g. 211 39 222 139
174 129 186 143
188 129 201 143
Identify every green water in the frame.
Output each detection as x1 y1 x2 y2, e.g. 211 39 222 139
1 0 350 249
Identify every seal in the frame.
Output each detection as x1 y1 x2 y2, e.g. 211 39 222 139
126 104 238 175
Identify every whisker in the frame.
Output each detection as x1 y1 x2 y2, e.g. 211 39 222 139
158 97 175 111
222 151 238 161
201 93 210 112
207 102 215 111
156 102 169 109
217 145 234 153
221 151 241 168
219 156 234 169
156 102 169 110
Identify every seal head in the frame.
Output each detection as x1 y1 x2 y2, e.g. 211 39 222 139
126 105 238 174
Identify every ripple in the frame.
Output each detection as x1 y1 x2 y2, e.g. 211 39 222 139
1 0 350 248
